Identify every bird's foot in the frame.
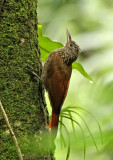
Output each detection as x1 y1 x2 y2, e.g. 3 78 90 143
25 65 41 81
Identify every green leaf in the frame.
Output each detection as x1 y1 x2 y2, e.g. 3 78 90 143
64 109 99 152
63 105 103 146
38 26 63 61
72 62 93 81
68 111 76 138
61 114 86 160
59 120 71 160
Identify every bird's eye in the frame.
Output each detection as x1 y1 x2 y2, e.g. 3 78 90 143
70 43 73 47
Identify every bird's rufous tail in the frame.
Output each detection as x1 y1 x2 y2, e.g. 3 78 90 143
47 111 59 129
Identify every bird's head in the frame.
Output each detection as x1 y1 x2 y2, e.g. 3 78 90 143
65 28 80 61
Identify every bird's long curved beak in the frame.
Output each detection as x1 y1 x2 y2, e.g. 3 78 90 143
66 28 72 43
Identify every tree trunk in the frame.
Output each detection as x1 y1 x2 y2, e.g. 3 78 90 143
0 0 54 159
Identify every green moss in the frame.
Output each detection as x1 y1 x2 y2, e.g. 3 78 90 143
0 0 52 159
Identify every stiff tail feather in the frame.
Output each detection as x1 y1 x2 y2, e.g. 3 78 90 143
47 111 59 129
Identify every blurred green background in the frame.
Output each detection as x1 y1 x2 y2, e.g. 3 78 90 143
38 0 113 160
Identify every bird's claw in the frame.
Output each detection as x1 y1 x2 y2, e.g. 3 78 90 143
25 65 41 81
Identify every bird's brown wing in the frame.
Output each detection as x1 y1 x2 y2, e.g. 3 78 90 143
41 52 54 89
48 73 70 114
44 54 72 114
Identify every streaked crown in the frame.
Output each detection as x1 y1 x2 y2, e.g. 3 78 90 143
60 28 80 66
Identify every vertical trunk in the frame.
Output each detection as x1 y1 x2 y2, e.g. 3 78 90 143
0 0 54 159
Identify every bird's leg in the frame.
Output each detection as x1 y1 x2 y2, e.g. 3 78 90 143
25 65 41 81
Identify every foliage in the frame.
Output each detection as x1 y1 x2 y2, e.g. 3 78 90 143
38 0 113 160
38 24 63 62
38 24 92 81
59 106 103 159
38 25 98 160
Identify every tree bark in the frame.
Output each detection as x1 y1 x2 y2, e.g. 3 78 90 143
0 0 54 159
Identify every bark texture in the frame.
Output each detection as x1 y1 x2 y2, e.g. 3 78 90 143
0 0 54 159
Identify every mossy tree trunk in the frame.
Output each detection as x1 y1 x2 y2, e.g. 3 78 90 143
0 0 54 159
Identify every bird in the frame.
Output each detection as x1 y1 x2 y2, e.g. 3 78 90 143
41 28 80 134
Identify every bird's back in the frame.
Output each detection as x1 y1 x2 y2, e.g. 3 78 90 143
41 49 72 114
